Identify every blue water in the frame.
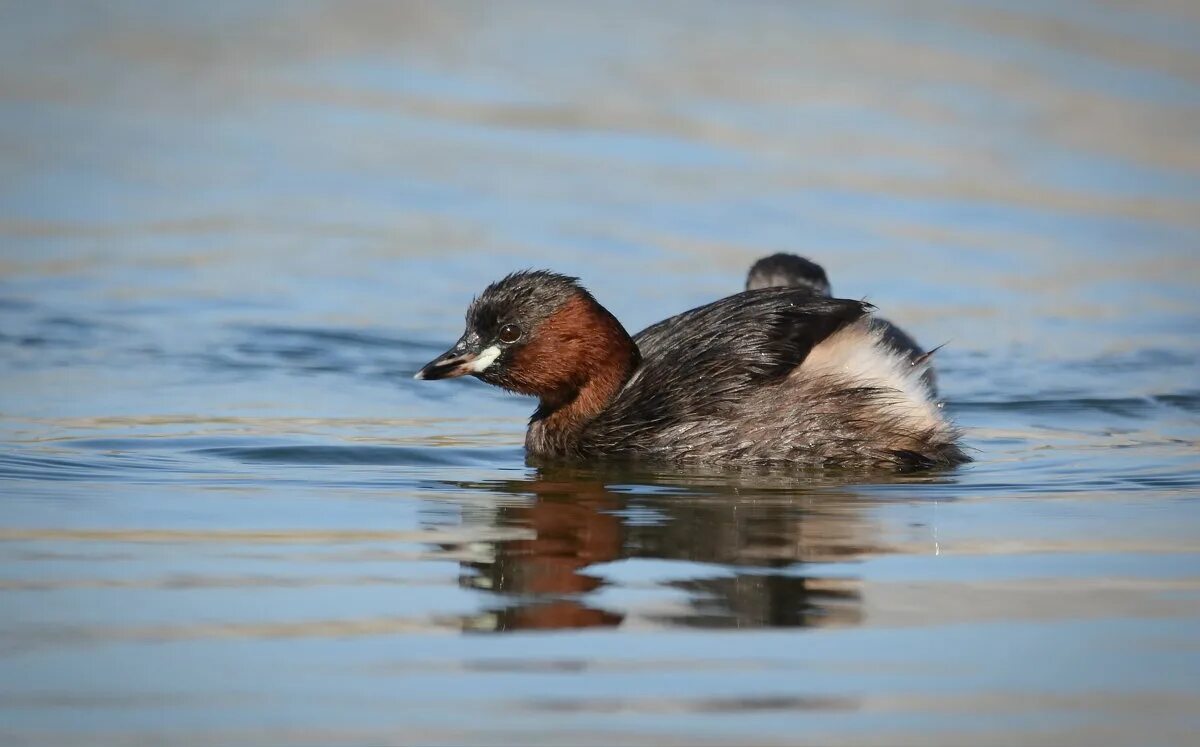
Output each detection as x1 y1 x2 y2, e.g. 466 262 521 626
2 2 1199 745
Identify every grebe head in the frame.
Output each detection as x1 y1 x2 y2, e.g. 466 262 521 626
746 253 832 295
415 271 639 405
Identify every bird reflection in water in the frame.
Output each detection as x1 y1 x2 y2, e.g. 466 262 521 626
440 465 889 633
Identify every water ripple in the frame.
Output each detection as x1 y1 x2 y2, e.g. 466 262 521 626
196 444 521 467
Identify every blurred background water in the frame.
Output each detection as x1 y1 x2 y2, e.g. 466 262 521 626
2 1 1199 745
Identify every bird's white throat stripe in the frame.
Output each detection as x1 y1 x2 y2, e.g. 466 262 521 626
469 345 502 372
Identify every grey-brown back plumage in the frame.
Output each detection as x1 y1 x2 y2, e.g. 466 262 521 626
745 253 938 395
550 288 966 469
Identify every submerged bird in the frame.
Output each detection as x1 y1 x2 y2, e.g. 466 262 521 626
746 253 938 393
416 270 966 469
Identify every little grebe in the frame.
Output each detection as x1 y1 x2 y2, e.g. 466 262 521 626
416 270 966 469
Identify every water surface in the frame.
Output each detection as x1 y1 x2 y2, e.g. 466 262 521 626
2 2 1200 745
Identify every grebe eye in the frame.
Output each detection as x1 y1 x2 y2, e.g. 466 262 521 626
498 323 522 344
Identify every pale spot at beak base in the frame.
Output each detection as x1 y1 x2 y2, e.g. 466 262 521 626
468 345 502 372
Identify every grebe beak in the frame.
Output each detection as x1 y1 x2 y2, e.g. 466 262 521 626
414 332 494 381
414 351 476 380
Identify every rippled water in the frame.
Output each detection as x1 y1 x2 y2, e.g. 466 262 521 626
3 2 1200 745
